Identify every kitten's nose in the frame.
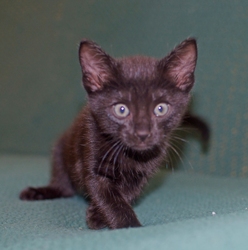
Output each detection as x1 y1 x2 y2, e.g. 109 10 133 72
135 130 150 142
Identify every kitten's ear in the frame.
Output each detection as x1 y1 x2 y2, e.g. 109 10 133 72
79 40 117 93
159 38 197 91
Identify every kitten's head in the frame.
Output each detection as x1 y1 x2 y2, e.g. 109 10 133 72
79 38 197 152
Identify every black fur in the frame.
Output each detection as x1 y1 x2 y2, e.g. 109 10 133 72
20 38 208 229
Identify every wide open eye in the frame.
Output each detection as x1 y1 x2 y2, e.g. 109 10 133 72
113 104 130 118
154 103 169 116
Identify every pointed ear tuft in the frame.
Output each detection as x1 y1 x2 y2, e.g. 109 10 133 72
159 38 197 91
79 40 116 93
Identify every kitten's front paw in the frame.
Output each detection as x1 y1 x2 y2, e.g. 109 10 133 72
19 186 65 200
19 187 45 200
109 217 142 229
86 205 107 230
129 219 142 228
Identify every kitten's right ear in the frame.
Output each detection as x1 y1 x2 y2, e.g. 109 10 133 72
79 40 117 93
159 38 197 92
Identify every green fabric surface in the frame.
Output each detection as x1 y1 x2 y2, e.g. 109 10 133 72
1 155 248 249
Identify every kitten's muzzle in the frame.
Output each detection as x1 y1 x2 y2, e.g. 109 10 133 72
134 130 151 142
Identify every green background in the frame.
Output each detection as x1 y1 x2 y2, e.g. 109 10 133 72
1 0 248 176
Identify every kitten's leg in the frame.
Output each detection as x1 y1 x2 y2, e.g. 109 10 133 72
86 202 107 229
19 186 72 200
87 177 141 229
20 138 75 201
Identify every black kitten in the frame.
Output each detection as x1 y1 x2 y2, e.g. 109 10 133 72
20 38 203 229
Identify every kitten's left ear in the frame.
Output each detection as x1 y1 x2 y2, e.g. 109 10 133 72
79 40 117 93
159 38 197 91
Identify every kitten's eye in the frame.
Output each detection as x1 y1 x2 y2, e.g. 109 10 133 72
113 104 130 118
154 103 169 116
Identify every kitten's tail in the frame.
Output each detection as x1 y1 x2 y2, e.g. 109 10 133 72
182 112 210 152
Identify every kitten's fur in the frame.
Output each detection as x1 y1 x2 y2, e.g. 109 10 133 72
20 38 203 229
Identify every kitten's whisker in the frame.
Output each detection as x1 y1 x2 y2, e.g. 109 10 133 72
173 127 194 135
171 135 189 144
98 136 115 149
105 141 123 178
97 140 121 175
112 144 124 179
168 140 193 170
170 133 200 154
165 145 177 171
118 146 127 179
167 142 186 169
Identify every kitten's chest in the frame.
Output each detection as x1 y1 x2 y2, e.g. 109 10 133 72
95 149 158 178
95 152 162 201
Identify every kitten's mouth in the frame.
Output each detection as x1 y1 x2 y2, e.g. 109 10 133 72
130 142 154 151
124 143 161 161
123 135 157 152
